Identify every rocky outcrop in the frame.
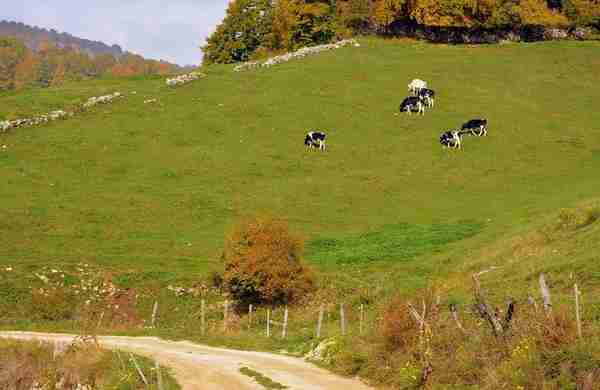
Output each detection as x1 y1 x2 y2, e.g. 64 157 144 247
234 39 360 72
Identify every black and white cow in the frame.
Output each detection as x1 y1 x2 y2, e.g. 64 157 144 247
408 79 428 96
418 88 435 108
304 131 327 151
399 96 425 115
439 130 462 149
461 118 488 136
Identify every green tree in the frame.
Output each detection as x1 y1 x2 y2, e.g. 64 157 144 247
36 57 53 88
203 0 273 64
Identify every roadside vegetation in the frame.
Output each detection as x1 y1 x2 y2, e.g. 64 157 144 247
0 338 179 389
1 38 599 388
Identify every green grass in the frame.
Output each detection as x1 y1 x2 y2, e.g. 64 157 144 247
307 221 482 267
1 39 599 285
0 75 167 121
0 38 599 342
239 367 288 389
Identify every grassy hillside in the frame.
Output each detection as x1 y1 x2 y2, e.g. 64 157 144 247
1 39 599 281
1 38 600 387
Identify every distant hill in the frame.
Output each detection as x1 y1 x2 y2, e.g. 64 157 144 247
0 20 193 91
0 20 124 59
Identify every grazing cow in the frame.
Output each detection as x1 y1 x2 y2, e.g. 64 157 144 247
304 131 327 151
440 130 462 149
408 79 428 96
400 96 425 115
461 119 488 136
418 88 435 108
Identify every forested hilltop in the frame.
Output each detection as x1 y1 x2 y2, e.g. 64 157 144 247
0 20 125 58
202 0 600 64
0 21 185 91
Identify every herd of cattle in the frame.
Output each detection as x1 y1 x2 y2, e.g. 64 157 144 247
303 78 488 151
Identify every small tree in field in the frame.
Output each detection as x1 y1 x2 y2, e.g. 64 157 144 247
222 216 314 306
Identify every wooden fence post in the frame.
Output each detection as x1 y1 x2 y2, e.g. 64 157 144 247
248 304 253 330
282 306 288 339
574 283 582 338
223 300 229 332
151 301 158 328
201 298 206 336
155 361 164 390
316 304 324 338
97 311 104 329
472 269 504 336
539 273 553 316
266 309 271 337
359 304 364 335
340 303 346 336
449 304 467 334
527 295 539 313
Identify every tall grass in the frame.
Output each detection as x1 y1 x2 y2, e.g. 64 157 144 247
0 338 179 389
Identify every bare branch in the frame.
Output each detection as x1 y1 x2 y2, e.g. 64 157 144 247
449 304 467 334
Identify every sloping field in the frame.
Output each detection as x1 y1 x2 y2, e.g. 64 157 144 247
1 39 599 286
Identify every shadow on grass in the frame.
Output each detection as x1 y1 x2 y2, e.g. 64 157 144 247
306 221 483 266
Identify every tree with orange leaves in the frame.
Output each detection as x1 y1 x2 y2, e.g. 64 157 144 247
221 216 314 305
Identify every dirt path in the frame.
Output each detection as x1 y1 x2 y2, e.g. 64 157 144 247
0 331 373 390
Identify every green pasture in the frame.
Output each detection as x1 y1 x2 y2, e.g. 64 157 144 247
1 38 599 289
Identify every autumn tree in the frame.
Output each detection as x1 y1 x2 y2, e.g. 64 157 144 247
50 58 66 87
373 0 407 31
221 216 314 305
13 51 39 89
563 0 600 25
269 0 302 50
338 0 375 33
517 0 570 26
295 1 336 47
0 37 27 90
0 35 181 91
91 53 117 75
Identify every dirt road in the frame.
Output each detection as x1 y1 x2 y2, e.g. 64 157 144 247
0 331 373 390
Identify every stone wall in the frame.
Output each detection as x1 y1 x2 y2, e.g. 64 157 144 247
0 92 123 134
166 72 206 87
234 39 360 72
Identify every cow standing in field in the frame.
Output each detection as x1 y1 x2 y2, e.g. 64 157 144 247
419 88 435 108
304 131 327 151
408 79 428 96
400 96 426 115
461 119 488 136
440 130 463 149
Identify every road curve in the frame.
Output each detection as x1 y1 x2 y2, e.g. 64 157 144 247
0 331 373 390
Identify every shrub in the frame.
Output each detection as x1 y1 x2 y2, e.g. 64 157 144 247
381 296 419 351
31 288 77 321
221 216 314 305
